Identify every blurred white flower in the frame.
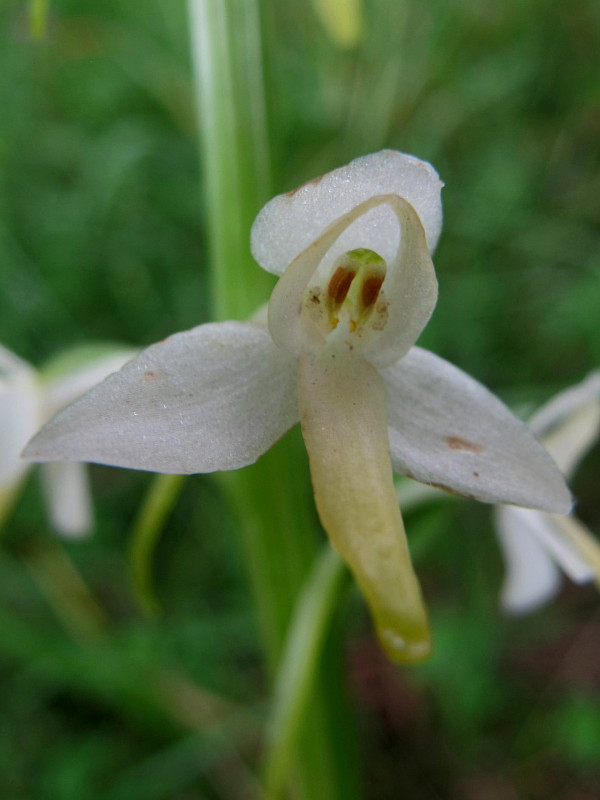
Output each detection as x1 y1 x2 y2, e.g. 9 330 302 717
0 344 133 537
496 371 600 613
24 151 571 659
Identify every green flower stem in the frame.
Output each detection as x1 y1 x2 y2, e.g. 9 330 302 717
187 1 360 797
130 473 187 615
188 0 274 321
264 544 349 800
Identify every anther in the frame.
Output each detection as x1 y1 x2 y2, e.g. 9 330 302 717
361 276 385 309
327 267 356 305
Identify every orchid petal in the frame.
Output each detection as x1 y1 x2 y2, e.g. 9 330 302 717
362 195 437 367
551 513 600 584
505 508 598 583
529 370 600 436
0 345 41 487
540 402 600 479
43 350 136 418
251 150 443 277
24 322 298 474
41 461 93 538
297 348 430 663
268 194 437 366
382 347 572 513
268 196 388 355
495 506 563 613
529 371 600 478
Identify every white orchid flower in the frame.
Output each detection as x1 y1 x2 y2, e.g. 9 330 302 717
0 344 133 537
495 371 600 614
24 151 571 661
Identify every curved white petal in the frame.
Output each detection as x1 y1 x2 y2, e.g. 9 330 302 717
529 370 600 435
495 506 562 613
541 402 600 479
41 461 93 538
0 345 42 487
251 150 443 276
43 350 136 419
268 194 437 366
529 371 600 478
24 322 298 474
362 195 437 367
382 347 572 513
549 513 600 584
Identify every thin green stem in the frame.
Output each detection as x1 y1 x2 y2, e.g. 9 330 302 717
130 473 186 615
188 0 274 321
264 545 349 800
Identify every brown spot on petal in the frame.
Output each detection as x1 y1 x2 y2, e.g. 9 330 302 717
446 436 483 453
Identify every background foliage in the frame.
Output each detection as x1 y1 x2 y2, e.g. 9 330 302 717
1 0 599 797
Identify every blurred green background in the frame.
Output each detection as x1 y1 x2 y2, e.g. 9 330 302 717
1 0 599 797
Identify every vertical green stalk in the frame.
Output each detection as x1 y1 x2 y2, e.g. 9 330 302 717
130 473 187 615
188 0 273 321
264 545 349 800
187 1 360 797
